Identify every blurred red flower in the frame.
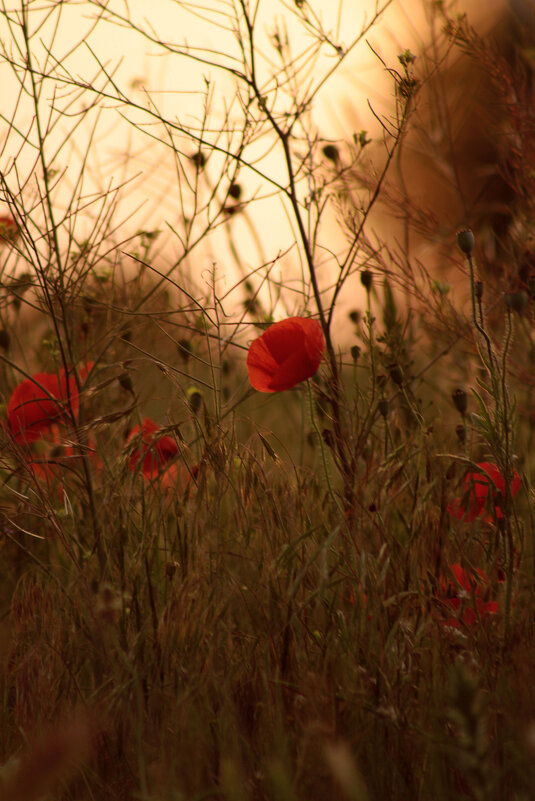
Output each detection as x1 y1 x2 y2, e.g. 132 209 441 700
0 215 19 245
447 461 521 522
7 370 79 445
246 317 325 392
128 418 179 479
438 562 498 628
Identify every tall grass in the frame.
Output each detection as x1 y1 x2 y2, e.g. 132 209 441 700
0 1 534 799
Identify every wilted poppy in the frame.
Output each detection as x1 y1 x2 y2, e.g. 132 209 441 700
7 370 79 445
128 418 180 479
448 461 521 522
246 316 325 392
437 562 498 628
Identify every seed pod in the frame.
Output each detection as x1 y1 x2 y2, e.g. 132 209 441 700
190 150 206 168
360 270 373 291
228 182 242 199
457 228 475 255
452 388 468 415
388 363 403 386
322 144 339 162
177 339 192 362
350 345 361 362
187 386 203 414
508 291 529 313
322 428 334 449
118 372 134 394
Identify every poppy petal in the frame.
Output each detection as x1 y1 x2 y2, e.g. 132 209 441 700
246 317 325 392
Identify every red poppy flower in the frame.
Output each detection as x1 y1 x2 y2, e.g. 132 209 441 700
448 462 521 522
7 370 79 445
128 418 179 479
0 215 18 245
246 317 325 392
438 563 498 628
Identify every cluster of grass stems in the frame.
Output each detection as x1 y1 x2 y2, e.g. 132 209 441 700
0 1 535 799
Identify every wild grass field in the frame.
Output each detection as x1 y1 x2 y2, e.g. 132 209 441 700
1 0 535 799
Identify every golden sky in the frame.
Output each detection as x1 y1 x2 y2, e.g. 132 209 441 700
0 0 506 323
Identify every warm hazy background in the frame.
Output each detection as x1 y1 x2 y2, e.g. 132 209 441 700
0 0 508 323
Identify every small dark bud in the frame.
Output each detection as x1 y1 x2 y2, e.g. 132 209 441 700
378 398 389 418
118 372 134 394
348 309 360 324
322 144 339 162
377 374 388 389
507 291 529 313
475 281 484 301
228 182 242 199
243 297 259 313
188 387 203 414
322 428 334 449
177 339 192 362
368 502 377 513
455 423 466 444
388 363 403 386
0 329 10 350
360 270 373 291
350 345 361 362
119 326 132 342
457 228 475 255
190 150 206 168
452 388 468 415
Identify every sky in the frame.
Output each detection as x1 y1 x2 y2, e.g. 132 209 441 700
0 0 506 328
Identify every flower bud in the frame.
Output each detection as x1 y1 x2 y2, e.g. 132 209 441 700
452 388 468 415
322 428 334 449
187 386 203 413
118 372 134 394
457 229 475 255
322 144 339 162
388 363 403 386
505 291 529 313
228 182 242 199
360 270 373 291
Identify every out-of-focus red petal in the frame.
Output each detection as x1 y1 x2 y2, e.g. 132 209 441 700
449 462 521 523
7 371 78 444
128 418 179 478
